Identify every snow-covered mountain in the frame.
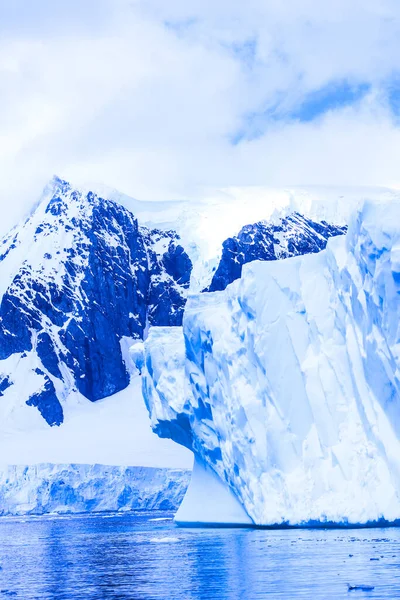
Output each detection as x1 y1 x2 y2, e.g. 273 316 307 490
207 213 346 292
141 199 400 527
0 176 349 433
0 176 192 427
1 177 394 517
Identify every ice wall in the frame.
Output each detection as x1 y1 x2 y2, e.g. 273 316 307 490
0 464 190 516
142 201 400 526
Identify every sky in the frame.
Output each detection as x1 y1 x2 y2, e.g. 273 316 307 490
1 0 400 233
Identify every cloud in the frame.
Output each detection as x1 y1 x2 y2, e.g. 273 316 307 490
0 0 400 235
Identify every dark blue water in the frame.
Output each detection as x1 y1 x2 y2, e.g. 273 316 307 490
1 513 400 599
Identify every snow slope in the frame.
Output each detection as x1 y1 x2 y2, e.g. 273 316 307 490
142 199 400 526
0 376 191 468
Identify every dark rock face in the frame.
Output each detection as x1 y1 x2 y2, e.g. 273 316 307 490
0 375 12 397
207 213 347 292
143 229 192 327
0 177 192 425
26 370 63 427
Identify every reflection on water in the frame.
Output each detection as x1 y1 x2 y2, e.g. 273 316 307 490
0 513 400 599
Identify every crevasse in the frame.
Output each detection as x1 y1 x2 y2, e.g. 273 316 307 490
140 201 400 526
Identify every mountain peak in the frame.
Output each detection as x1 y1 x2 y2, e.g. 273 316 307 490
0 184 192 427
50 174 71 194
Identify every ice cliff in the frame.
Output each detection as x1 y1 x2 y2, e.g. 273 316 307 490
0 464 189 515
142 201 400 526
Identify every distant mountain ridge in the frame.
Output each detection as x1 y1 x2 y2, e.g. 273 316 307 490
207 212 347 292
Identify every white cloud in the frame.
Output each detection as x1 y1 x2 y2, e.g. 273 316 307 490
1 0 400 235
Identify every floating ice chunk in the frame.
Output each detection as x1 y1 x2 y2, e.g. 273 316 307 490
175 456 253 526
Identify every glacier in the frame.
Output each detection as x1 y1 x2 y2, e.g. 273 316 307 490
142 200 400 526
0 464 189 516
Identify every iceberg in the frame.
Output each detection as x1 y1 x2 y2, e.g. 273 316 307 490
142 201 400 526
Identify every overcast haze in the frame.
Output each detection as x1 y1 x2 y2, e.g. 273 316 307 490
1 0 400 235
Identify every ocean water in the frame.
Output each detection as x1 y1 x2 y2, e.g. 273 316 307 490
0 513 400 599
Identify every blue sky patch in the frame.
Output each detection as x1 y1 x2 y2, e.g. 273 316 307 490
232 79 371 144
292 80 371 122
